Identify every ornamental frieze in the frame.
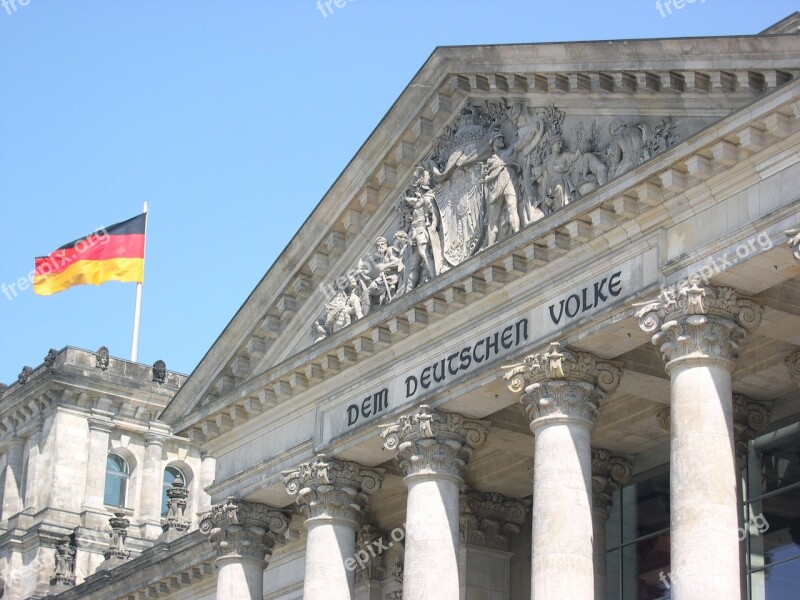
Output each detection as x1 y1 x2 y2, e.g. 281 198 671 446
314 101 676 341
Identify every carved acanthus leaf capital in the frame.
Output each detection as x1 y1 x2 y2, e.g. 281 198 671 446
459 489 530 550
785 350 800 385
733 394 772 458
636 276 761 368
786 227 800 262
283 455 383 525
656 407 671 434
591 449 633 514
355 524 387 584
380 405 489 480
199 498 290 562
504 343 620 429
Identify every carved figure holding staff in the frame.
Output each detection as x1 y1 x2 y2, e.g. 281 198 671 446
482 118 544 247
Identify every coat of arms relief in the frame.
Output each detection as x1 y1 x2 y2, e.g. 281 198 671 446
313 101 676 342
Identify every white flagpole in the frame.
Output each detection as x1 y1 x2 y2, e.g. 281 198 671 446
130 202 148 362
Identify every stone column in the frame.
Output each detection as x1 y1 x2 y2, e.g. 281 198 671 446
733 395 772 600
459 489 530 599
23 419 44 512
82 415 114 512
504 342 621 599
636 276 762 600
284 454 383 600
1 438 26 520
786 349 800 387
591 449 632 600
198 452 216 515
354 524 386 600
200 497 290 600
139 428 169 540
380 405 489 600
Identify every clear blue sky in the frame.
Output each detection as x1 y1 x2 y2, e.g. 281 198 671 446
1 1 796 385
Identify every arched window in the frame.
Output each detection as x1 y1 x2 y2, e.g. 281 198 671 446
161 465 186 517
104 453 130 507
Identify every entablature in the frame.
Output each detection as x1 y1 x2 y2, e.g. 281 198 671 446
171 78 800 451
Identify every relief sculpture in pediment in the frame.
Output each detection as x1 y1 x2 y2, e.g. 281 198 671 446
312 100 675 342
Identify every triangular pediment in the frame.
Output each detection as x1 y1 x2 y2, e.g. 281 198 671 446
161 29 800 428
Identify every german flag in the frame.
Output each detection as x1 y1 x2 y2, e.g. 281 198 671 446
33 213 147 296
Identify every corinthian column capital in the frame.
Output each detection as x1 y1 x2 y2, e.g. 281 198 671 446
504 342 621 431
459 489 530 550
283 454 383 527
786 227 800 261
591 449 633 515
380 405 489 482
733 394 772 459
786 349 800 385
636 275 762 370
199 498 290 563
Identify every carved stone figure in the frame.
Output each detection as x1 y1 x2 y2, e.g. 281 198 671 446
523 151 547 225
312 318 328 343
44 348 58 369
607 119 645 178
540 136 579 211
18 366 33 385
484 112 545 246
401 187 440 291
95 346 110 371
152 360 166 384
366 237 401 306
572 138 608 196
311 102 679 342
51 536 77 588
323 291 355 336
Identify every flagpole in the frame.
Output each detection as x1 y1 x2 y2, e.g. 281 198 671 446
130 202 148 362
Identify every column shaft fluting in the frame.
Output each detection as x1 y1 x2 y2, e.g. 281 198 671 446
304 519 357 598
533 419 593 597
216 551 266 600
669 362 739 597
404 473 461 598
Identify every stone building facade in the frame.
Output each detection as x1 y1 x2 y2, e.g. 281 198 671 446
2 13 800 600
0 348 212 599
